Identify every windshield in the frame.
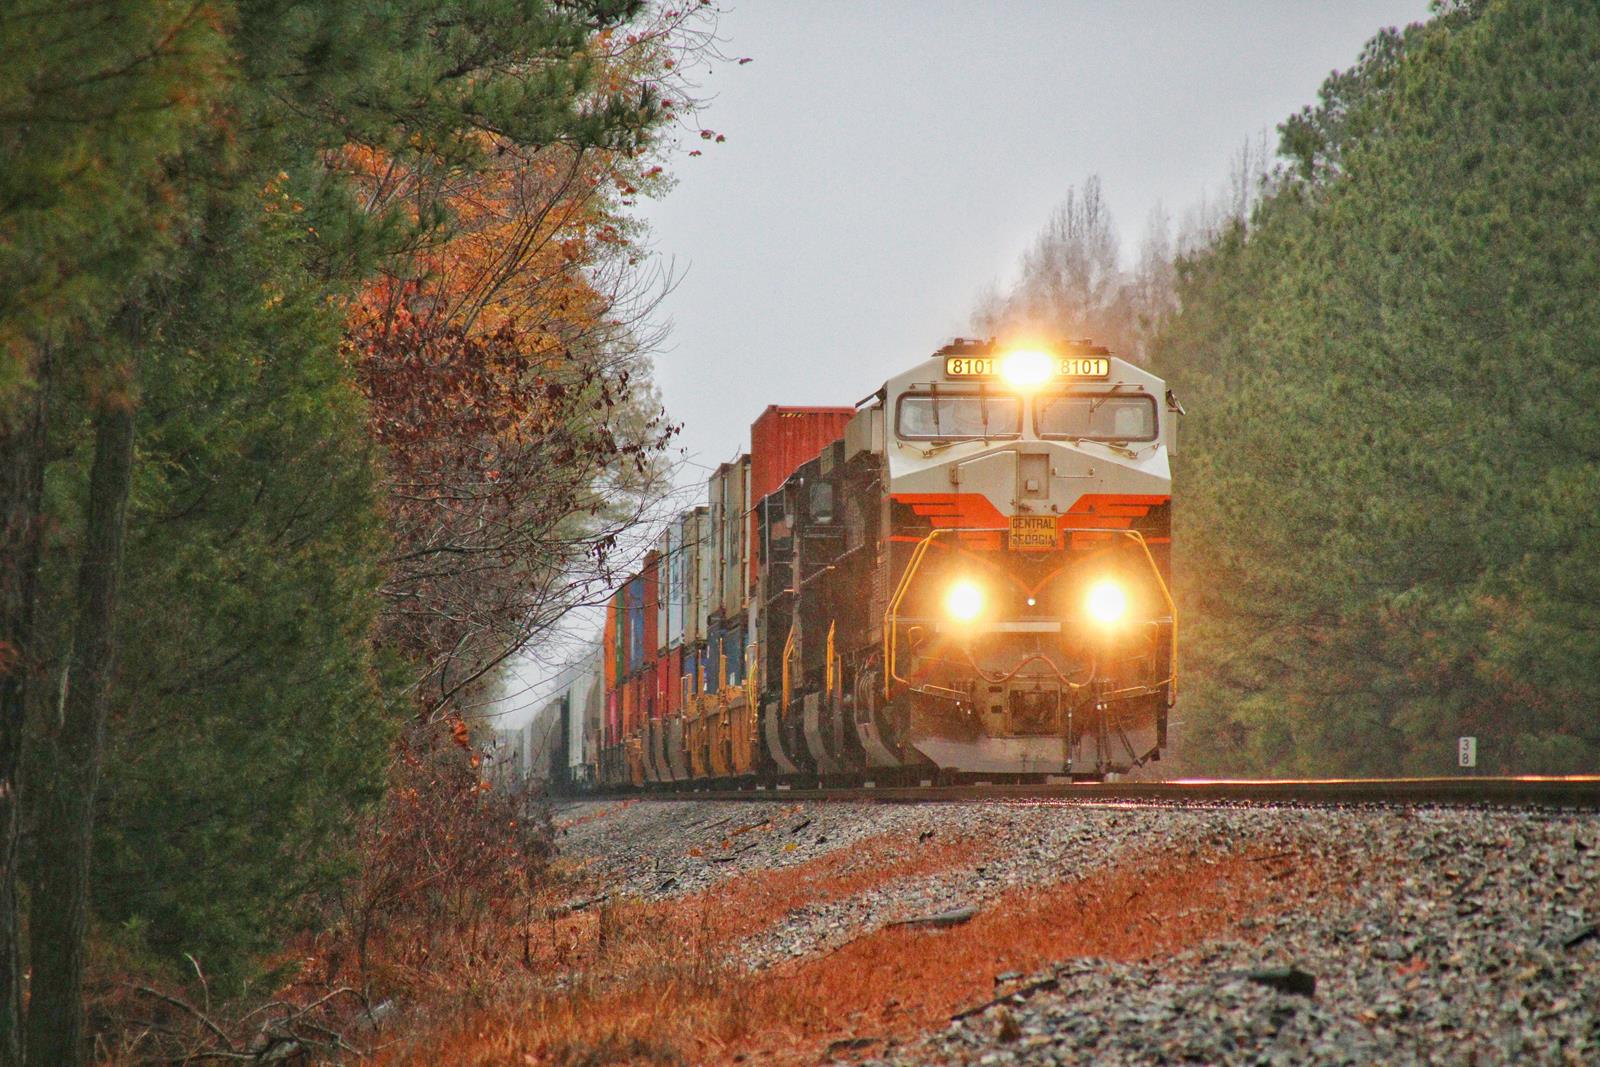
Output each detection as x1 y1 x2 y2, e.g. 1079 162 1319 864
1036 392 1157 441
896 393 1022 440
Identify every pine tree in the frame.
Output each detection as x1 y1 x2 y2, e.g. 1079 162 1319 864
5 0 671 1060
1152 0 1600 776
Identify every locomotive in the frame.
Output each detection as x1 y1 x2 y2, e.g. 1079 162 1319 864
523 339 1179 788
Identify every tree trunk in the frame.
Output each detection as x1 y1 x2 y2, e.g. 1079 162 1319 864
0 348 50 1066
23 397 135 1067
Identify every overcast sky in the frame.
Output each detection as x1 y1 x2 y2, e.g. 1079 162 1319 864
643 0 1433 477
493 0 1434 726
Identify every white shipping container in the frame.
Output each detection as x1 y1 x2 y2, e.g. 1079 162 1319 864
683 508 705 647
655 525 673 652
705 468 726 624
666 513 689 648
566 645 601 775
719 455 749 619
534 698 569 781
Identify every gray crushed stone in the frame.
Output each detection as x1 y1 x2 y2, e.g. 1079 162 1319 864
553 799 1600 1065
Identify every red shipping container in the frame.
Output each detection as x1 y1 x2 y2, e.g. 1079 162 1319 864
661 648 683 716
641 551 660 658
750 406 855 505
748 406 854 584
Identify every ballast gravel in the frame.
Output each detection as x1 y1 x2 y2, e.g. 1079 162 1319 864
552 798 1599 1065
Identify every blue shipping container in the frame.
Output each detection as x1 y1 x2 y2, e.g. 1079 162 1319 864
721 622 745 687
626 577 645 674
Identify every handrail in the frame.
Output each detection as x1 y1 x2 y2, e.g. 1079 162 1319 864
780 622 797 714
744 641 758 710
1121 528 1179 701
883 528 957 696
825 620 836 695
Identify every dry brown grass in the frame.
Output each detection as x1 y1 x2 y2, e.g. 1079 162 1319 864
375 836 1334 1067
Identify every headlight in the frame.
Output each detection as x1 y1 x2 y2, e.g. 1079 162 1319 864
944 579 984 622
1085 579 1126 624
999 348 1054 388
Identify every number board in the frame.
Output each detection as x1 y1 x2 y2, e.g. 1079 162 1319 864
1008 514 1058 550
945 356 1111 379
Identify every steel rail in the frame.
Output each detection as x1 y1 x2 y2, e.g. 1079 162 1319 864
588 776 1600 809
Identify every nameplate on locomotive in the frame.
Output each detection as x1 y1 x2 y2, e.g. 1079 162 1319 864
944 356 1111 379
1008 514 1058 550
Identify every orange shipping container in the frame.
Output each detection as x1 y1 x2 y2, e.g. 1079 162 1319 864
602 598 618 691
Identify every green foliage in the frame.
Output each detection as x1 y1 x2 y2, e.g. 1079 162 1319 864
1154 0 1600 775
10 0 675 987
83 196 395 979
0 1 226 394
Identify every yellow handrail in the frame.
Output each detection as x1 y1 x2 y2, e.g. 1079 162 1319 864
1121 529 1178 701
825 620 836 695
780 622 797 713
883 528 950 697
744 640 758 710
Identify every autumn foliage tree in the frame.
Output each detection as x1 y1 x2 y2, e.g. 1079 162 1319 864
351 309 675 719
343 9 716 721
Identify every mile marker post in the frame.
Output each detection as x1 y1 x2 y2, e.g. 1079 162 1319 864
1458 735 1477 775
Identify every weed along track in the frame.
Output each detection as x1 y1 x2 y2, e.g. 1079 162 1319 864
376 797 1600 1065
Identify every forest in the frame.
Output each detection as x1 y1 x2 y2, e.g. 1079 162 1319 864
0 0 1595 1063
0 1 706 1062
979 0 1599 778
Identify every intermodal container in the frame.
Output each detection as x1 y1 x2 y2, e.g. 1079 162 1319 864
705 627 723 690
657 649 677 717
641 551 660 664
602 598 619 692
682 508 703 647
618 581 633 680
749 406 854 507
716 455 750 620
720 620 746 688
749 406 854 585
670 518 690 650
568 650 599 773
625 575 645 675
695 499 717 641
654 528 671 651
621 678 635 737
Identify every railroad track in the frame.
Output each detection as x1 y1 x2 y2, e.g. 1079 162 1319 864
594 775 1600 808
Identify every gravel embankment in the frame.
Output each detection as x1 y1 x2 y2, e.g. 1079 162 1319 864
883 808 1599 1066
554 799 1599 1065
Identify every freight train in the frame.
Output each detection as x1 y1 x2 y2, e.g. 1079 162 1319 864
517 339 1179 789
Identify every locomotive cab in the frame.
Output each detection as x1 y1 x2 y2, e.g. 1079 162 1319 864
868 339 1177 777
